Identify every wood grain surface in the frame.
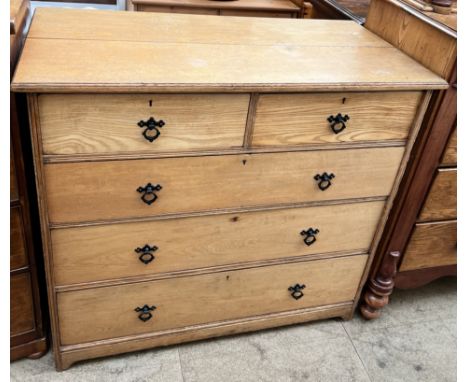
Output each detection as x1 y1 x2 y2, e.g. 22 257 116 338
400 220 456 271
10 146 18 200
12 39 447 93
137 5 218 14
418 168 456 222
218 9 295 17
10 0 29 34
57 255 367 345
44 147 404 224
10 207 28 270
10 273 35 336
134 0 300 11
26 8 386 46
365 0 456 79
51 201 384 285
39 94 249 155
441 127 456 165
59 302 353 369
11 9 446 92
252 92 421 146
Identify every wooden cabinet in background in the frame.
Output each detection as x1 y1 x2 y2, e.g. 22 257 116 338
132 0 308 18
10 0 48 361
360 0 456 319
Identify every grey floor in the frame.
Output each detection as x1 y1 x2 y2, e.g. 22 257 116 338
11 277 456 382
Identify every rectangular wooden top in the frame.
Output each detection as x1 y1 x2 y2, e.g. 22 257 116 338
11 8 447 93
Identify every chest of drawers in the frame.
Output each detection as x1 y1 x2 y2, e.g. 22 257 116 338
12 8 446 370
10 0 48 361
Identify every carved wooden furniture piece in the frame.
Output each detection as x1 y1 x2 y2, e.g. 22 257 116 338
10 0 48 361
132 0 307 18
12 8 445 370
360 0 456 319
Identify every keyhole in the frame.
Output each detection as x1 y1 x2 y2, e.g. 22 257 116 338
242 160 247 165
149 100 153 107
342 97 346 104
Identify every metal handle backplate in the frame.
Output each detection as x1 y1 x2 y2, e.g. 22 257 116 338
135 304 156 322
288 284 306 300
136 183 162 205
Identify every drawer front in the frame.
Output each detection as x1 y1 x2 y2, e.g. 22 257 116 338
52 201 384 285
10 145 18 201
57 255 367 345
418 168 456 222
45 147 404 224
39 94 249 155
219 10 295 17
441 127 456 166
11 207 28 270
252 92 422 147
138 5 219 14
400 221 456 271
11 273 35 336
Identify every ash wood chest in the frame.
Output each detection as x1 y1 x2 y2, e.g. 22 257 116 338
11 8 446 370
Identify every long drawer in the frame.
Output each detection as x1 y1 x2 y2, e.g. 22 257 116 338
45 147 404 224
11 206 28 270
57 255 367 345
137 5 219 14
38 94 249 155
52 200 384 285
441 127 456 166
418 168 456 222
252 92 422 147
11 273 35 336
400 220 457 271
11 144 18 201
219 10 296 17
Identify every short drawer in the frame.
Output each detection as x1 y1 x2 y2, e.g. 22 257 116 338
57 255 367 345
441 127 456 166
11 207 28 270
52 200 383 285
418 168 456 222
45 147 403 224
11 273 35 336
400 221 456 271
252 92 422 147
38 94 249 155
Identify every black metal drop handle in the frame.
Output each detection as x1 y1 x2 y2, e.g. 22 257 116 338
136 183 162 205
288 284 306 300
138 117 165 142
135 304 156 322
327 113 350 134
135 244 158 264
300 228 319 246
314 172 335 191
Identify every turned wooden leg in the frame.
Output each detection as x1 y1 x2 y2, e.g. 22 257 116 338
360 251 401 320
